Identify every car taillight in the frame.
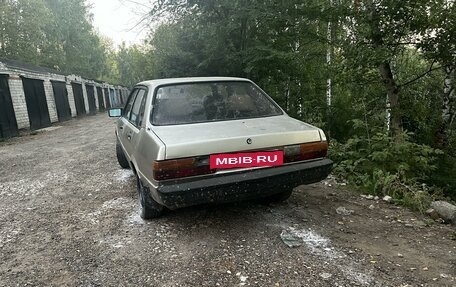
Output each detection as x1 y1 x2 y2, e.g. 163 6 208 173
284 141 328 163
153 157 214 180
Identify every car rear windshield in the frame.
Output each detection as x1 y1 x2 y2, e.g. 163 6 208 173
151 81 283 125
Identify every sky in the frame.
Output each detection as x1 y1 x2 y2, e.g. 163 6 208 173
89 0 154 47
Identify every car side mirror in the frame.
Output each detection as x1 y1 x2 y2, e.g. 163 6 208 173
108 108 123 117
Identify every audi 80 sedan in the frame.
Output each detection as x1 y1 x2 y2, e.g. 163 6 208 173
109 77 332 219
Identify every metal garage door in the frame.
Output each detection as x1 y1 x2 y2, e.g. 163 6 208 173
85 85 96 115
117 89 123 105
109 89 117 107
22 77 51 130
0 74 18 138
71 82 86 116
104 88 111 109
51 81 71 122
96 87 105 111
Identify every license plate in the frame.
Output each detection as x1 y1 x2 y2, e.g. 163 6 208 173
210 151 283 169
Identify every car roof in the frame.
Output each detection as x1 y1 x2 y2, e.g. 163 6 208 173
136 77 252 87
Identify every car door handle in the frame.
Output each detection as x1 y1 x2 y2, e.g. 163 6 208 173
119 126 123 130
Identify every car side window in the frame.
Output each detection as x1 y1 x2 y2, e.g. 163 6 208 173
137 90 148 127
123 89 138 119
129 89 146 127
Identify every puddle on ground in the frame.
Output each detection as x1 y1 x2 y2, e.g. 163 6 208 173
114 169 134 183
0 170 69 197
126 208 145 226
82 197 132 225
280 226 374 285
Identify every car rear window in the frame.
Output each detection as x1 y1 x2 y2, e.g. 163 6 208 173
151 81 283 125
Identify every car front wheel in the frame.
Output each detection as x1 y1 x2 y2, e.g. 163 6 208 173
137 176 164 219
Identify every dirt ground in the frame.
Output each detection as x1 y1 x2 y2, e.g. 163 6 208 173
0 114 455 287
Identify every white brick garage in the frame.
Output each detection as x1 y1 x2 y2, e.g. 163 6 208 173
0 60 127 138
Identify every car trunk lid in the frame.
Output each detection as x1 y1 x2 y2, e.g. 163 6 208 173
151 115 322 159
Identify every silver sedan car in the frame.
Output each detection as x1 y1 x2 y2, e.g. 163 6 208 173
109 77 332 219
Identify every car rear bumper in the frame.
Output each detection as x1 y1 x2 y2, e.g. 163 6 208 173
149 158 333 209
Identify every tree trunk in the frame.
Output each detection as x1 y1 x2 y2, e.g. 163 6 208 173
443 66 455 126
285 76 291 112
0 0 6 55
326 0 334 139
436 66 455 147
326 26 332 107
379 61 401 135
365 0 401 135
386 94 391 132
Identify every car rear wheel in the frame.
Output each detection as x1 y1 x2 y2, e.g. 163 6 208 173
116 140 130 169
137 176 164 219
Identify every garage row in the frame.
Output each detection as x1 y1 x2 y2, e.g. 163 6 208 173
0 60 129 139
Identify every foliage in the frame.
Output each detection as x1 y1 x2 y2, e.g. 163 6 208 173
0 0 108 79
331 130 441 187
0 0 51 64
330 128 443 210
145 0 331 124
116 43 156 87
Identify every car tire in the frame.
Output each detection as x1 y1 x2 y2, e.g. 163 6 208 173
116 140 130 169
263 189 293 203
137 176 164 219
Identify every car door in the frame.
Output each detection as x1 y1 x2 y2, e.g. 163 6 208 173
122 88 148 158
117 89 138 158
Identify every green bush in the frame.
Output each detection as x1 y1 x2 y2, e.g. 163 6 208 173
329 128 443 211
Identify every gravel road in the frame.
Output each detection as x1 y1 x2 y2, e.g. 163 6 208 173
0 114 455 287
